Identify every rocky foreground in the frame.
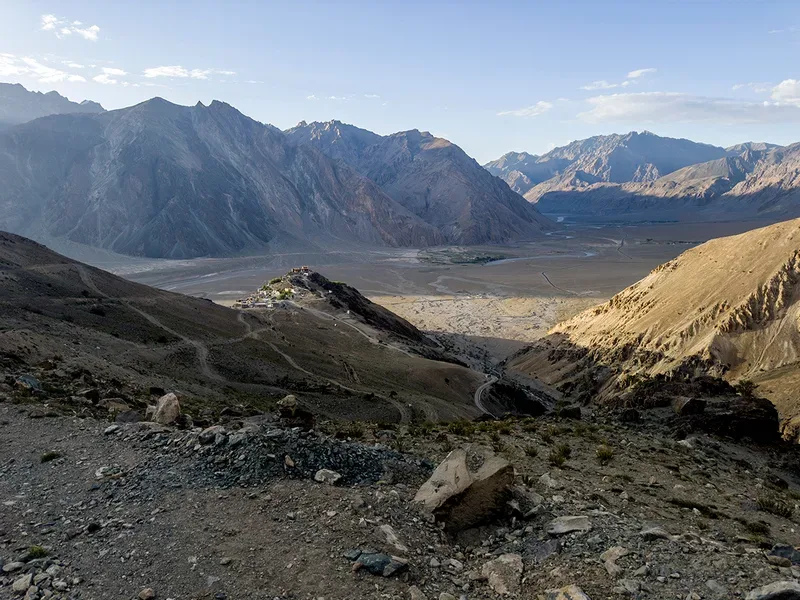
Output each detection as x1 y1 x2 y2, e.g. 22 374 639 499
4 391 800 600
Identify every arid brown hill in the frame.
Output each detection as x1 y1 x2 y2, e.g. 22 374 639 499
0 231 484 422
507 218 800 435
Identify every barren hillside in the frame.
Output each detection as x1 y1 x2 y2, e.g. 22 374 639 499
507 219 800 433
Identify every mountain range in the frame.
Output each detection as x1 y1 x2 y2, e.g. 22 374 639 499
0 84 554 258
285 120 553 244
507 218 800 436
0 82 104 129
486 132 800 222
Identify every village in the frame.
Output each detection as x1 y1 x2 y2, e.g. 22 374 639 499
232 266 315 309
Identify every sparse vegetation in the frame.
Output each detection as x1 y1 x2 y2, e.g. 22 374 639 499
40 451 62 463
669 497 720 519
269 277 282 285
524 445 538 457
27 545 48 559
596 444 614 465
448 420 475 436
735 379 758 398
333 422 365 440
549 443 571 467
89 305 106 316
757 493 794 518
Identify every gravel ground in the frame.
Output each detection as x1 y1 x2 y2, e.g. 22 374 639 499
4 400 800 600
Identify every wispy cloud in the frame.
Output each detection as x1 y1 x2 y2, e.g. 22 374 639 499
0 55 86 83
580 68 656 92
581 80 618 91
41 14 100 41
732 82 772 93
364 93 381 99
626 68 657 79
143 65 235 80
578 90 800 124
306 94 349 101
92 66 127 85
497 101 553 118
769 26 797 34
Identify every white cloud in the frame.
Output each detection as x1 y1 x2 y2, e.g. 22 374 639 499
732 82 772 93
327 95 347 101
581 80 618 91
143 65 234 80
102 67 127 76
364 93 381 99
20 56 82 83
497 101 554 117
578 91 800 124
627 68 657 79
64 62 85 69
93 73 117 85
772 79 800 106
0 55 26 77
306 94 318 100
40 15 58 31
41 14 100 41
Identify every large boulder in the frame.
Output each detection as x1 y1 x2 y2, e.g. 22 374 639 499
745 581 800 599
152 392 181 425
414 449 513 532
546 585 592 600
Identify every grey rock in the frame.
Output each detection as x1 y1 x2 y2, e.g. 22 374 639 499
546 515 591 536
152 393 180 425
198 426 226 445
13 573 33 593
314 468 342 486
640 526 672 541
3 561 25 573
545 585 592 600
745 581 800 599
481 553 523 595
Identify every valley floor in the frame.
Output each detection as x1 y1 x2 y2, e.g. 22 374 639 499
93 221 768 364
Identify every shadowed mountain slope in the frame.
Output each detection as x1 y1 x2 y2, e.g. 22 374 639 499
285 120 555 244
0 99 441 258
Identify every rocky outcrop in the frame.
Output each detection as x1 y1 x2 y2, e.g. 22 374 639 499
151 393 181 425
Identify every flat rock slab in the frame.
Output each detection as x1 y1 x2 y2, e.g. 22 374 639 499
547 515 591 536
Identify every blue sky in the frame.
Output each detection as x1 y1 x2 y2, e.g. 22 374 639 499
1 1 800 162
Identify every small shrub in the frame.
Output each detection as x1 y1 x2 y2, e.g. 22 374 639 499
269 277 282 285
596 444 614 465
27 545 48 559
448 420 475 436
735 379 758 398
525 445 539 457
548 443 570 467
40 451 62 463
334 422 365 440
757 494 794 518
742 519 771 536
89 305 106 317
555 442 572 459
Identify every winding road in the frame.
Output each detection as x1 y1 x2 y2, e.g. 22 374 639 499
474 374 498 417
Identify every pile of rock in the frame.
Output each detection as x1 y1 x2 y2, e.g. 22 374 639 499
0 552 78 600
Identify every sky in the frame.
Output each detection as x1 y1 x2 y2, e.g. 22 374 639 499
1 0 800 163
